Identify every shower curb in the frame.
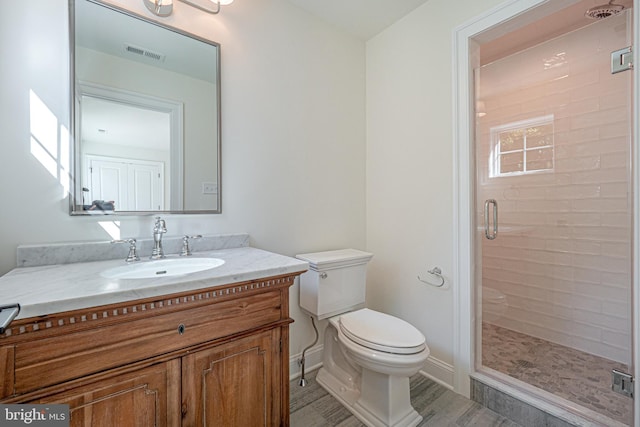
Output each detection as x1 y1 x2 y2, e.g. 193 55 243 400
470 377 623 427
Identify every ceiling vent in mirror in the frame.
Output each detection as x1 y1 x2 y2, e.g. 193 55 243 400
124 43 166 62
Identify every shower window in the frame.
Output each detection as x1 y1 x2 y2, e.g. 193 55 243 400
489 115 554 177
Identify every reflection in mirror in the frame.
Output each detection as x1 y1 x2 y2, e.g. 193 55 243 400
70 0 221 215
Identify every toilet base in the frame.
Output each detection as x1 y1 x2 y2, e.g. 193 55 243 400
316 367 423 427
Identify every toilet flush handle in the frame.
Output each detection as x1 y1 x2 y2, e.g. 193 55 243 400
320 272 328 279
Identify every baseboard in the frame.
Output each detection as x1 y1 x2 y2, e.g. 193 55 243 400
289 344 324 381
419 355 454 390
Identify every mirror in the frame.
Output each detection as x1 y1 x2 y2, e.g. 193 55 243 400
70 0 221 215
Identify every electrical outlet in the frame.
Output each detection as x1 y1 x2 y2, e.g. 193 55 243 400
202 182 217 194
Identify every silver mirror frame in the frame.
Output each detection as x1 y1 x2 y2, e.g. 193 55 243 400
69 0 222 216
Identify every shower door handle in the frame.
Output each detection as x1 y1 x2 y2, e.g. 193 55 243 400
484 199 498 240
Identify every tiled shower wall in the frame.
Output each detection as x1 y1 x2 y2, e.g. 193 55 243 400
476 12 632 364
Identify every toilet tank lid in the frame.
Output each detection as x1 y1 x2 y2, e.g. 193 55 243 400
296 249 373 269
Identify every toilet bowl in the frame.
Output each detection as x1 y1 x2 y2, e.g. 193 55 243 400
482 287 507 324
318 308 429 427
297 249 429 427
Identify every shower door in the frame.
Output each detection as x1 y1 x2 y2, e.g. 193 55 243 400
474 9 634 426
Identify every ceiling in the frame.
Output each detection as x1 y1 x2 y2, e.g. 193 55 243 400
286 0 633 45
81 97 170 150
76 0 218 83
480 0 634 65
285 0 432 40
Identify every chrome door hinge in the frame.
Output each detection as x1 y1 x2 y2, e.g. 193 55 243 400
612 369 634 398
611 46 633 74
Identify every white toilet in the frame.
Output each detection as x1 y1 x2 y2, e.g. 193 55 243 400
296 249 429 427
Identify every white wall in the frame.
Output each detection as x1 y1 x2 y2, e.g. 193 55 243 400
0 0 365 361
366 0 504 385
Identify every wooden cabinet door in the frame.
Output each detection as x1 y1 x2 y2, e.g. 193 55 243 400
181 329 282 427
32 361 180 427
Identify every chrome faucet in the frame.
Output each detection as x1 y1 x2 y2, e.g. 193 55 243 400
150 216 167 259
180 235 202 256
111 238 140 263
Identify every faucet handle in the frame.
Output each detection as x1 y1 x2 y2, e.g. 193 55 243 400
154 216 167 232
180 235 202 256
111 238 140 263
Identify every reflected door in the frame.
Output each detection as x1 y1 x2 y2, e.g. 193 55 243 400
88 155 164 211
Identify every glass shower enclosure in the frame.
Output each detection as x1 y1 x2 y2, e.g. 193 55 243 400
474 5 634 425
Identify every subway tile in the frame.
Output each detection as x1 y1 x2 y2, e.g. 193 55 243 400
555 138 619 158
554 154 601 173
600 182 629 199
570 167 629 184
543 239 571 253
550 290 577 308
547 69 599 95
515 199 571 213
546 184 601 200
601 151 629 168
602 328 631 350
598 255 631 275
554 126 600 145
553 97 600 120
571 240 601 255
572 310 628 331
599 121 630 139
601 271 631 288
572 198 628 212
602 300 630 319
570 253 604 270
600 241 630 257
577 282 629 303
564 320 604 342
599 89 630 110
568 293 603 313
569 337 628 363
571 225 629 242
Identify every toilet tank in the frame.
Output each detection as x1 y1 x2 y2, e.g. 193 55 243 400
296 249 373 320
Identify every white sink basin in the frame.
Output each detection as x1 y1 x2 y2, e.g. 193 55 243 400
101 257 225 279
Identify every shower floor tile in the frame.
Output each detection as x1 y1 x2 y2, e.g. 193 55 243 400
482 323 632 425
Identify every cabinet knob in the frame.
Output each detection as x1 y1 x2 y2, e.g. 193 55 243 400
178 324 186 335
320 272 328 279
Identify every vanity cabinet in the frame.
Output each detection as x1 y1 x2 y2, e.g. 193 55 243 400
33 361 180 427
182 329 280 426
0 272 299 427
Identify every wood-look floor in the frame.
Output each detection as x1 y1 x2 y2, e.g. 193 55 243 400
290 369 521 426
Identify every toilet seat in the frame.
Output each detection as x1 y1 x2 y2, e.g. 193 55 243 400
339 308 426 355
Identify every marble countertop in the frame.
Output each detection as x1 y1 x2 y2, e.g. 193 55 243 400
0 247 308 320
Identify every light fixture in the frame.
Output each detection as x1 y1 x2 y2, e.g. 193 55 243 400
143 0 173 17
143 0 234 17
